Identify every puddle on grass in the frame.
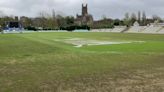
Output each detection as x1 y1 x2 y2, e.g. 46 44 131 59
61 38 145 48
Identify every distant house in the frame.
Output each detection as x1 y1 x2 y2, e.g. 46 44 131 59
133 21 140 26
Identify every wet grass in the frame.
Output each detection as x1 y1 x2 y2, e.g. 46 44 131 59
0 32 164 92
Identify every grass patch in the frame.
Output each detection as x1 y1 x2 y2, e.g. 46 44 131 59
0 32 164 92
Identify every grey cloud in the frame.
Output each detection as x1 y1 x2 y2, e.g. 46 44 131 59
0 0 164 20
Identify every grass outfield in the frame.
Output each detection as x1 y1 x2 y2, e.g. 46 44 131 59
0 32 164 92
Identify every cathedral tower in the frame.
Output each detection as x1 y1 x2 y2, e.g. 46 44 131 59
82 4 88 16
75 2 93 26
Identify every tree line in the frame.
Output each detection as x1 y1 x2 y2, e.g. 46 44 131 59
92 11 164 29
0 10 163 31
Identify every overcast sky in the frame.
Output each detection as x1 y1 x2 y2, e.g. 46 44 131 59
0 0 164 20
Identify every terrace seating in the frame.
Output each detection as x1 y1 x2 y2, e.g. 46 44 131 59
91 29 101 32
74 30 89 32
157 27 164 34
111 26 126 33
91 29 113 32
91 26 164 34
141 26 162 34
126 26 146 33
101 29 113 32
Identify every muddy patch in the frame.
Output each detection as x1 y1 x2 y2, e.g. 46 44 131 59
61 38 145 48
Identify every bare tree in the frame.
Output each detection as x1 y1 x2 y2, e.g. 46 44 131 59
142 11 147 25
131 13 137 20
152 15 162 22
123 12 130 26
138 11 141 24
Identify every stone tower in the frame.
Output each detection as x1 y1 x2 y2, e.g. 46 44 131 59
82 4 88 16
75 3 93 26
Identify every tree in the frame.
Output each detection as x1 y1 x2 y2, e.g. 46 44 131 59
36 11 59 29
123 12 130 26
56 15 67 27
65 16 74 25
131 13 137 20
52 9 56 19
113 19 121 26
142 11 147 26
138 11 141 24
152 15 163 22
124 12 129 20
20 16 33 28
130 13 137 26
